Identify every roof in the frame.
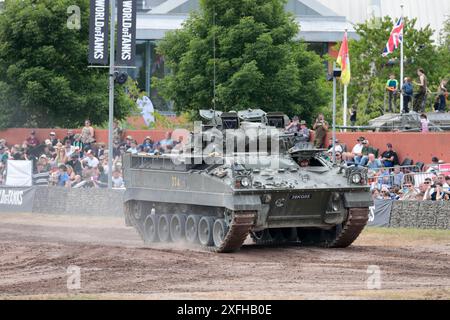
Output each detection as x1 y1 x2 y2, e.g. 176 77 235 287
315 0 450 42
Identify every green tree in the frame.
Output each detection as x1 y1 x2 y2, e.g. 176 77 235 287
342 17 447 125
0 0 136 129
155 0 330 123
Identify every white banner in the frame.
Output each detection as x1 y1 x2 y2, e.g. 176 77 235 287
6 160 32 187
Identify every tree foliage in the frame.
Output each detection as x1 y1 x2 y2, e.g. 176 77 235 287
0 0 136 129
155 0 330 123
341 17 450 125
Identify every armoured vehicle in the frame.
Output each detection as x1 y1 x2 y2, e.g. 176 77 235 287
366 112 450 132
123 110 372 253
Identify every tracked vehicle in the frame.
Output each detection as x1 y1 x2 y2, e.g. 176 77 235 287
123 110 372 253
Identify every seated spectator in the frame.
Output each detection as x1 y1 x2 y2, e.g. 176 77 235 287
33 163 50 186
343 136 364 165
380 143 399 168
377 169 392 189
49 131 59 146
56 164 70 187
172 136 185 153
112 170 124 188
62 129 75 145
66 164 81 187
392 166 404 186
327 138 343 154
63 139 75 158
121 135 134 150
366 154 382 171
357 140 378 166
55 143 67 166
139 136 154 153
427 182 447 201
38 154 52 172
126 140 139 155
94 165 108 188
380 187 392 200
72 134 84 158
437 173 449 188
26 130 40 148
371 188 382 200
82 149 99 171
157 132 174 153
400 182 419 200
426 156 440 173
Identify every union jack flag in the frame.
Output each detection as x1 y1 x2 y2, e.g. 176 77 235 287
382 17 403 56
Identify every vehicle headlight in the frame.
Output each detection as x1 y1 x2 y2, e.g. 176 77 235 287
240 177 251 188
351 173 362 184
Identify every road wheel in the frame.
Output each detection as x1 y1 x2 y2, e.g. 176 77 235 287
198 216 215 247
144 214 159 243
170 214 187 242
212 219 228 248
185 215 200 243
158 214 171 242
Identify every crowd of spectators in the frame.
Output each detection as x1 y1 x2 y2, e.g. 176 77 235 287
0 120 184 189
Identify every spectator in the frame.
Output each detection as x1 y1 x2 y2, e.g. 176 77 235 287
95 142 106 159
121 135 134 150
113 120 123 143
349 105 357 127
63 139 75 158
366 153 382 171
285 116 300 133
437 174 449 188
437 79 448 113
413 68 428 113
48 131 58 146
377 169 392 189
26 130 40 148
426 156 440 173
81 119 95 149
126 140 139 155
32 163 50 186
72 134 84 157
428 182 446 201
343 136 364 165
82 150 99 170
400 182 418 200
67 153 83 177
312 114 328 148
157 132 174 153
401 77 413 113
139 136 154 153
327 138 343 154
371 188 382 200
420 113 429 133
380 143 399 168
38 154 52 172
62 130 75 145
297 120 310 143
0 145 8 164
55 143 67 166
112 170 124 188
56 164 70 187
415 183 429 201
392 166 404 186
94 165 108 188
386 74 399 112
357 139 378 166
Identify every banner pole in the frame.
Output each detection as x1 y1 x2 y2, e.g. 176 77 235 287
343 29 348 132
332 62 337 165
107 0 116 189
400 5 404 114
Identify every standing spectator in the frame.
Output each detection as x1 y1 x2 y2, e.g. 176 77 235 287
285 116 300 133
56 164 70 187
437 79 448 112
401 77 413 113
312 114 329 148
349 105 357 130
81 119 95 150
413 68 428 113
26 130 40 148
420 113 429 133
48 131 59 146
380 143 399 168
0 145 8 164
62 129 75 145
113 120 123 143
386 74 399 112
297 120 310 143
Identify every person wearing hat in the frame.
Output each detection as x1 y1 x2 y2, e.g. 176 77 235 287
56 164 70 187
140 136 154 153
66 153 83 176
26 130 40 148
343 137 365 165
72 134 84 157
380 143 399 168
356 140 378 167
297 120 310 143
120 135 133 150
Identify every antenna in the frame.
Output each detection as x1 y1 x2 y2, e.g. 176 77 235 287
212 4 217 124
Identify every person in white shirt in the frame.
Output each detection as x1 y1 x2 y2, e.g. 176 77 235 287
82 150 99 169
343 137 364 165
112 170 124 188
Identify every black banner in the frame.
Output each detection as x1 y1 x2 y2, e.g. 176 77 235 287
368 199 393 227
116 0 137 66
88 0 110 65
0 187 35 213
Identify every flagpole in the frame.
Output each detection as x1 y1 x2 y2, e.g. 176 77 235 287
107 0 116 189
400 5 404 114
343 29 348 131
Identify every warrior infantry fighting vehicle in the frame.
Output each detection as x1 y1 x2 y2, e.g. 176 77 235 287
123 110 372 253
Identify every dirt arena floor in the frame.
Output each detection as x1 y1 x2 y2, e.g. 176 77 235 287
0 212 449 300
